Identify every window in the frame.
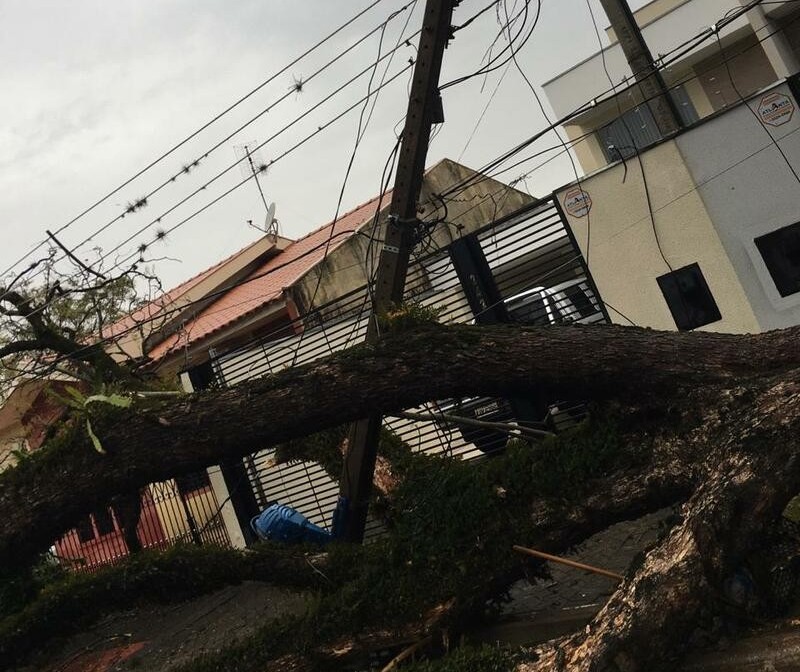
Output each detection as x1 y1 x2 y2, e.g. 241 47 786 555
77 517 95 543
598 86 698 163
94 508 116 536
755 222 800 297
560 285 595 320
599 105 662 162
507 293 550 326
657 263 721 331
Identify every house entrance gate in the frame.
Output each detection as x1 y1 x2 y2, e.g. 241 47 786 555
210 197 608 540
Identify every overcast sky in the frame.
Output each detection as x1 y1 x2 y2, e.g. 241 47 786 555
0 0 652 290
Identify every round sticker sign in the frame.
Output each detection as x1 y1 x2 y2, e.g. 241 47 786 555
563 187 592 218
757 92 794 127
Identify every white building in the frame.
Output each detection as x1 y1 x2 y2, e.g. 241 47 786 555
543 0 800 174
541 0 800 335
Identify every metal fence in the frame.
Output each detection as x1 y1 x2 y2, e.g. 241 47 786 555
210 198 607 539
54 469 231 572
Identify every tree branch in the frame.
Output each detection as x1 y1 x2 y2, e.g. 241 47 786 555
0 321 777 572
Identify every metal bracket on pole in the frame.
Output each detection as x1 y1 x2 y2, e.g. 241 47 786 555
335 0 457 543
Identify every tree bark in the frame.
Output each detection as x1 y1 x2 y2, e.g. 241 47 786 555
518 371 800 672
3 321 800 671
0 322 796 572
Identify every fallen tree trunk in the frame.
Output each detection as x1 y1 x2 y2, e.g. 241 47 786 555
0 321 753 572
519 371 800 672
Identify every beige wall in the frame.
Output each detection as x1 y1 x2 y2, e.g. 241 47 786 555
696 36 777 113
605 0 690 41
556 140 759 334
292 158 535 310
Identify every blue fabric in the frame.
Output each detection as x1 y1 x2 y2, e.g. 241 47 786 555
251 503 332 545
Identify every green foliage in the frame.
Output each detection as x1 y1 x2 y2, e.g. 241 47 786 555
44 385 134 454
85 393 132 409
379 301 443 332
0 544 321 667
0 556 67 622
4 415 636 672
0 275 139 393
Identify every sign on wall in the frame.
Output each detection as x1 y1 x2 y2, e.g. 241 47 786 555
757 92 795 127
563 187 592 218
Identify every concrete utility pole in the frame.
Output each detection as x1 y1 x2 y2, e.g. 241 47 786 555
599 0 682 136
335 0 457 543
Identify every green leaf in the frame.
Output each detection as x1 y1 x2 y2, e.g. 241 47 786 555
65 386 87 406
85 394 131 409
44 388 84 411
86 419 105 454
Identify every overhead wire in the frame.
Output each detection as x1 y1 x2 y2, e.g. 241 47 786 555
439 0 796 206
0 0 392 283
6 0 796 381
291 0 420 366
9 59 416 330
437 0 772 201
5 13 422 303
713 28 800 187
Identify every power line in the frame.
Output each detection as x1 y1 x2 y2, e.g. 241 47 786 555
291 0 420 366
439 0 796 204
3 0 785 378
105 64 415 274
0 0 392 283
3 4 421 301
6 37 419 314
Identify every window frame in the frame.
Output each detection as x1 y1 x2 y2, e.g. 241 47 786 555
656 263 722 331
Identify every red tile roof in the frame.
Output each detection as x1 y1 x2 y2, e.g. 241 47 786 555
101 237 269 342
147 193 387 362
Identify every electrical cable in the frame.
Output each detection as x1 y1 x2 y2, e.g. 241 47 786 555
11 59 416 334
437 0 773 200
7 0 775 311
6 21 422 303
0 0 392 283
7 3 800 384
439 0 800 206
291 0 420 366
714 29 800 187
500 0 595 263
584 0 673 272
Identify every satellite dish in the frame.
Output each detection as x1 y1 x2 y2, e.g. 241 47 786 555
264 202 278 240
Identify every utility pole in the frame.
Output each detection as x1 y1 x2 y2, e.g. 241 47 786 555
335 0 457 543
599 0 682 136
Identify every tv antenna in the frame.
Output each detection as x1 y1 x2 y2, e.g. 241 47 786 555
234 142 279 239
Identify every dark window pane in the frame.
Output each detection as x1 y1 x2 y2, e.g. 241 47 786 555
598 105 661 161
755 222 800 297
508 294 549 325
562 285 594 319
671 85 699 125
94 508 116 536
657 263 722 331
77 518 95 543
598 86 698 164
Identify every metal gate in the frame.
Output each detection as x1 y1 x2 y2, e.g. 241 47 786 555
211 198 607 538
54 470 231 571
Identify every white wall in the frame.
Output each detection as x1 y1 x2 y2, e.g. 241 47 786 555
676 81 800 330
543 0 749 119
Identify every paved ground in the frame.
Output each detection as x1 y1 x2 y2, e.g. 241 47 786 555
22 582 309 672
23 507 800 671
501 508 672 619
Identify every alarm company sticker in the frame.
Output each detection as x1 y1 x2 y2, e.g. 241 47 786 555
563 187 592 218
757 92 795 127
